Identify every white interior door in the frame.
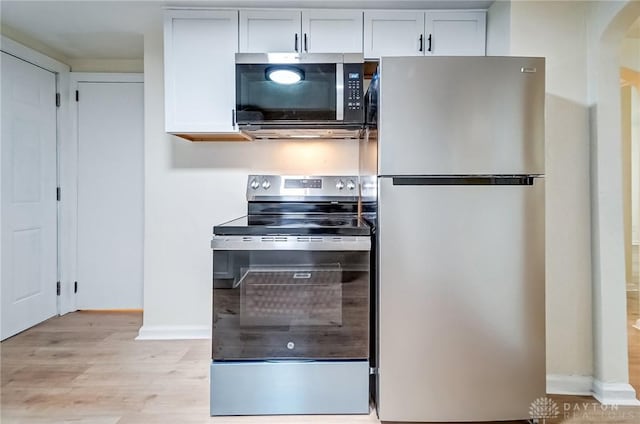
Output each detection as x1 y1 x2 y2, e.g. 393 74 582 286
1 52 58 340
76 79 143 309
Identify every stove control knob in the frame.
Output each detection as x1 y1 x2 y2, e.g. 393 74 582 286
250 179 260 190
262 179 271 190
336 179 345 190
347 180 356 191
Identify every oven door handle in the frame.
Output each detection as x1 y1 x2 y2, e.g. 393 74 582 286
211 235 370 251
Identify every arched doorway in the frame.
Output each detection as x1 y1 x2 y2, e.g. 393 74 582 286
621 15 640 400
589 0 640 405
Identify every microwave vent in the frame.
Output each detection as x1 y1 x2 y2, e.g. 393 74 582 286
241 128 362 140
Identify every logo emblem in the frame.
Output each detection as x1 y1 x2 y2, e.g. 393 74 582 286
529 397 560 423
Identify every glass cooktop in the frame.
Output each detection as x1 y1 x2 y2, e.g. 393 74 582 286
213 215 371 236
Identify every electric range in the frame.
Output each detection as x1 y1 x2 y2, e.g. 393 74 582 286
210 175 374 416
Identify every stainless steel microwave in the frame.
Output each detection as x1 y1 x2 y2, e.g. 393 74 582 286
235 53 365 134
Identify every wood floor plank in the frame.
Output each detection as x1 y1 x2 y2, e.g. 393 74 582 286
2 310 640 423
1 416 121 424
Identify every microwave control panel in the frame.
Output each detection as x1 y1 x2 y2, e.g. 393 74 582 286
344 64 364 123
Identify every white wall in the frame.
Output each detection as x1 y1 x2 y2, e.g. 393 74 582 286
621 33 640 245
486 0 510 56
509 0 594 379
622 85 633 286
621 38 640 71
139 25 360 337
66 58 144 72
504 0 640 404
586 0 640 403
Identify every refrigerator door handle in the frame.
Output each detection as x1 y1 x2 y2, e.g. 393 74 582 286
391 176 536 186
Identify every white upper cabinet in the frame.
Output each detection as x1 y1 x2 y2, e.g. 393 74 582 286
364 10 486 59
301 10 363 53
164 10 238 133
364 11 425 58
239 10 302 53
240 10 364 53
425 11 486 56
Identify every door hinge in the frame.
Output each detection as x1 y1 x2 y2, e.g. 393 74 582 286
75 90 79 102
56 281 61 296
56 187 61 201
74 281 78 293
369 367 378 375
55 93 61 107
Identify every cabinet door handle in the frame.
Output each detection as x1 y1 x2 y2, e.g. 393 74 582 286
231 109 236 128
419 34 423 52
294 33 299 52
304 33 308 52
427 34 432 52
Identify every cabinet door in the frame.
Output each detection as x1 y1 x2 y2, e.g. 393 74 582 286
363 11 424 59
239 10 301 53
424 11 486 56
164 10 238 133
301 10 363 53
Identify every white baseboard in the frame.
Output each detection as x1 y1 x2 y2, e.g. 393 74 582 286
547 375 640 405
135 325 211 340
592 380 640 406
547 374 594 395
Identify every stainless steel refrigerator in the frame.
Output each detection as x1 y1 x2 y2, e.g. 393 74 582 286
363 56 546 422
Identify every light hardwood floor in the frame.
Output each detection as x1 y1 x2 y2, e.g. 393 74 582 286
2 311 640 424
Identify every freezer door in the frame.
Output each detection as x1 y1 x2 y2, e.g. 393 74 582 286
378 56 545 175
377 177 545 422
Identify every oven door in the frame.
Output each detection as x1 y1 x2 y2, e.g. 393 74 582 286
235 62 341 124
212 235 370 361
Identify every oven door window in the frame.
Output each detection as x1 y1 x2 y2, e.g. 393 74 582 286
212 250 368 361
235 63 337 122
239 265 343 327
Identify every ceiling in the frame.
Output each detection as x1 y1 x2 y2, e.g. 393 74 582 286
1 1 157 59
0 0 494 60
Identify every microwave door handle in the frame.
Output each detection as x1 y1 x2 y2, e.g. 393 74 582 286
336 63 344 121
